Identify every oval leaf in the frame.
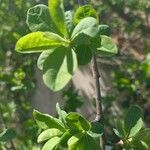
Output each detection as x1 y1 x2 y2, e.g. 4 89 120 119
48 0 68 37
33 110 64 131
43 47 77 91
42 137 60 150
15 32 70 53
96 35 118 56
71 17 99 40
27 4 58 33
124 105 143 138
74 5 98 25
65 112 91 131
38 128 63 143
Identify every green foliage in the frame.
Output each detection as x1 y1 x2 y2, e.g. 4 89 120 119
27 4 56 32
34 103 103 150
43 47 77 91
48 0 68 37
96 35 118 56
74 5 98 25
16 32 70 53
0 128 16 142
15 0 118 91
114 106 150 150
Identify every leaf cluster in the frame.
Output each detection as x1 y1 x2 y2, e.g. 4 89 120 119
15 0 118 92
33 103 103 150
113 105 150 150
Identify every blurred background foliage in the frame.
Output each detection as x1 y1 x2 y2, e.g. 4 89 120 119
0 0 150 149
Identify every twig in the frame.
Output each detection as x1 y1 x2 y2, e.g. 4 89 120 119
91 53 105 150
91 53 103 122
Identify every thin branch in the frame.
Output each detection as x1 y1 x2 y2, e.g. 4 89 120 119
91 53 105 150
91 53 103 122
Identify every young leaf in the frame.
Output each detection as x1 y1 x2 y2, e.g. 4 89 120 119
75 45 92 65
65 112 91 131
98 25 111 36
33 110 65 130
71 17 99 40
96 35 118 56
74 5 98 25
0 128 16 142
37 50 55 70
124 105 143 138
88 122 103 138
68 133 101 150
37 128 63 143
56 103 67 126
42 137 60 150
43 47 77 91
27 4 58 33
48 0 68 37
15 32 70 53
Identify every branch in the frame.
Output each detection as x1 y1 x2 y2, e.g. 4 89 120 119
91 53 103 122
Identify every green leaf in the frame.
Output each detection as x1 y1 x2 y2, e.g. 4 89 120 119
0 128 16 142
48 0 68 37
37 128 63 143
43 47 77 91
88 122 103 138
74 5 98 25
59 130 72 147
42 137 60 150
68 133 83 150
37 50 55 70
133 128 150 147
131 139 149 150
15 32 70 53
56 103 67 126
33 110 65 130
96 35 118 56
75 45 92 65
71 17 99 44
68 133 101 150
65 112 91 131
124 105 143 138
113 120 126 139
65 11 74 36
27 4 58 33
98 25 111 36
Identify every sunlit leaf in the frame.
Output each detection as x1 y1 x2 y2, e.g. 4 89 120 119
37 128 63 143
33 110 65 130
15 32 70 53
42 137 60 150
48 0 68 37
